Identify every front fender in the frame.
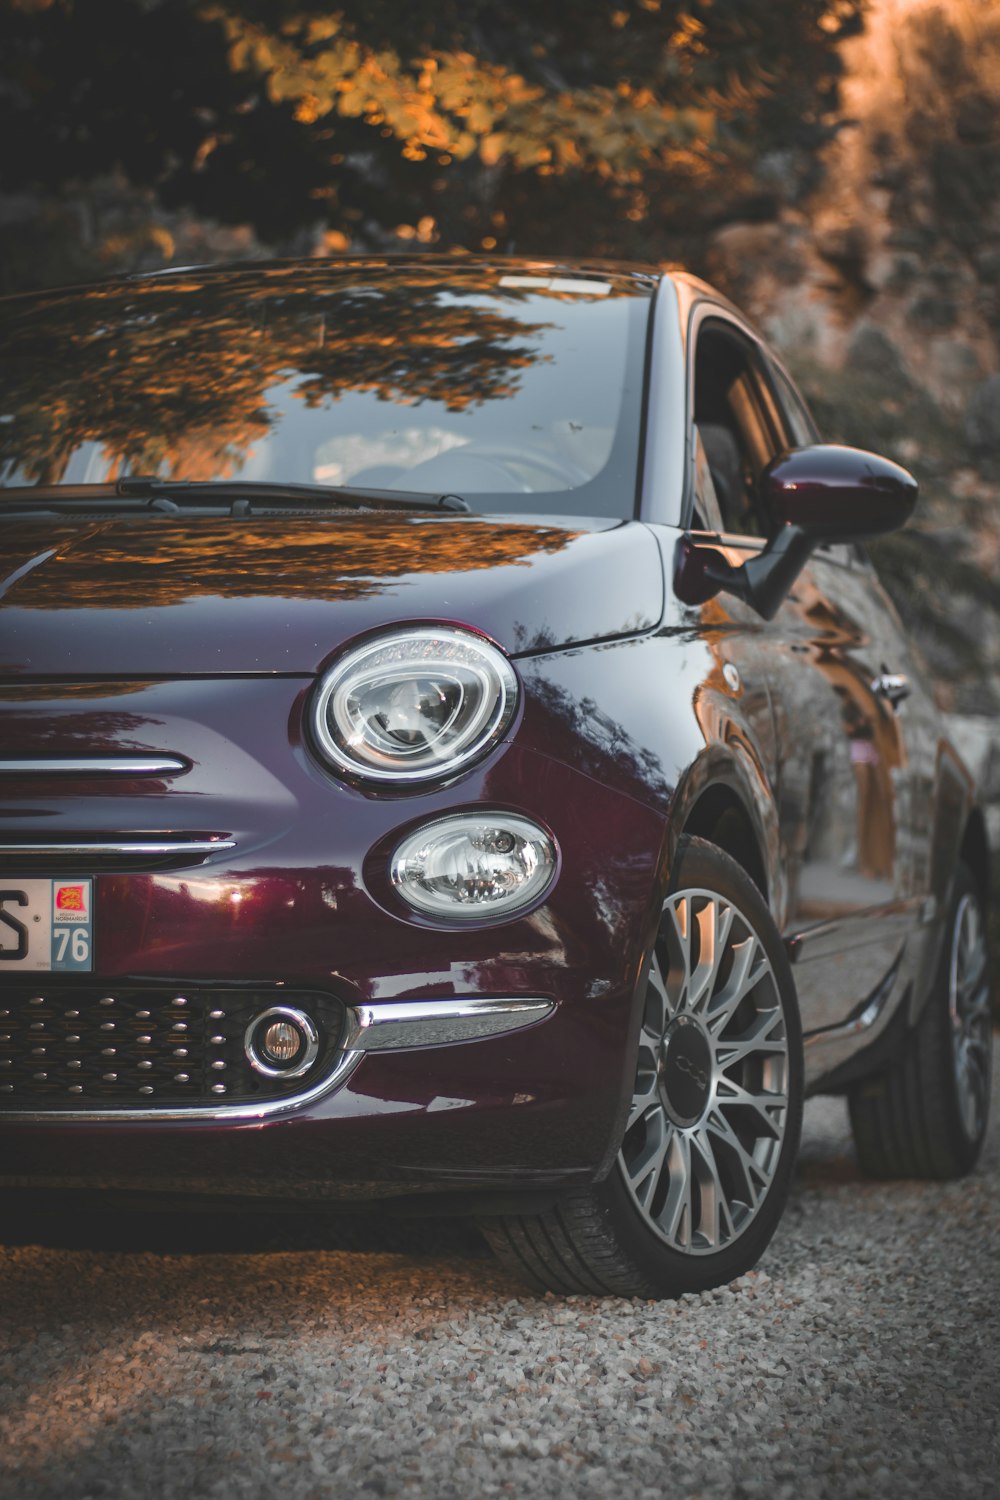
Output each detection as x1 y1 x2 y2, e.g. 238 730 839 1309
666 740 783 918
517 628 780 907
515 629 783 1120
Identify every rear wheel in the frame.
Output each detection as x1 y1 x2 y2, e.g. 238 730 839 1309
849 861 992 1179
479 838 803 1297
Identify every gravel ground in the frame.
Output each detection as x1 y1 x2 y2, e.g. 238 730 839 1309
1 1041 998 1500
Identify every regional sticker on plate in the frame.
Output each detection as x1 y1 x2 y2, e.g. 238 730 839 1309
0 879 93 972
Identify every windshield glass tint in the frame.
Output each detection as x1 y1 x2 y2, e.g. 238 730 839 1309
0 265 652 519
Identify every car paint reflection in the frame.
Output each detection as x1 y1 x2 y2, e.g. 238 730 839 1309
0 514 663 674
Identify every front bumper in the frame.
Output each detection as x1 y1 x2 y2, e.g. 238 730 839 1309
0 670 669 1204
1 992 555 1124
0 983 639 1205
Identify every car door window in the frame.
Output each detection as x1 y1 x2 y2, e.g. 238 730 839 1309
691 425 726 533
692 321 785 538
764 356 818 449
761 349 861 566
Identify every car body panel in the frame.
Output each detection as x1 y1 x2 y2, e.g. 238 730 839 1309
762 550 931 1033
0 513 663 677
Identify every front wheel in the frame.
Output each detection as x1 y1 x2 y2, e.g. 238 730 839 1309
479 838 804 1297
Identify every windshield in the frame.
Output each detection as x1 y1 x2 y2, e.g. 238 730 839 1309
0 264 653 519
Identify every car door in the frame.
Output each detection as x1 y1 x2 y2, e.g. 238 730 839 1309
689 312 929 1036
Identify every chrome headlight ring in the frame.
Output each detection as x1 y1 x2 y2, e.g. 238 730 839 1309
311 626 519 784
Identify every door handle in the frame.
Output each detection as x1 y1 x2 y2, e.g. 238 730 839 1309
872 666 910 709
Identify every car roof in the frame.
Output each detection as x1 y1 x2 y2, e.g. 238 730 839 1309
0 253 671 306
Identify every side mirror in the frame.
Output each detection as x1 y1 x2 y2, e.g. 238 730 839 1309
762 443 918 538
675 444 917 621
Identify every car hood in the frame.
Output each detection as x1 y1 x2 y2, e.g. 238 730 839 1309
0 511 664 677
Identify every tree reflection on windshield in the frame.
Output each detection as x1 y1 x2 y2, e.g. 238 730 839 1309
0 265 644 505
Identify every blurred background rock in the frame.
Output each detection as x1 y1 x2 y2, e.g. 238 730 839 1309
2 0 998 987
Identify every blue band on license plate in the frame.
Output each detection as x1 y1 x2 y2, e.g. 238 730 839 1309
0 879 94 972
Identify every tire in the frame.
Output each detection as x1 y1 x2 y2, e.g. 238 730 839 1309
849 861 992 1180
479 837 804 1298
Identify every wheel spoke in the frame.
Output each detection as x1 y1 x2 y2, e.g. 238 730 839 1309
687 898 735 1013
713 1005 785 1068
689 1128 730 1248
706 1108 766 1211
655 1129 693 1248
959 961 989 1015
960 902 981 959
626 1064 660 1132
705 934 768 1033
667 896 694 1008
623 1109 670 1209
641 951 672 1041
715 1078 787 1133
962 989 991 1028
714 1175 737 1245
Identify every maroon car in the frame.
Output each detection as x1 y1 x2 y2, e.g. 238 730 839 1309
0 259 991 1297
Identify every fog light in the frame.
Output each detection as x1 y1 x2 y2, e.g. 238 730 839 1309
245 1007 319 1080
262 1021 302 1063
390 813 557 920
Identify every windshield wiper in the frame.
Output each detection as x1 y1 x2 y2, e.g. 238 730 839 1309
0 479 471 517
117 477 471 514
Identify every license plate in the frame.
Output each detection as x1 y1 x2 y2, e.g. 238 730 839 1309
0 879 93 972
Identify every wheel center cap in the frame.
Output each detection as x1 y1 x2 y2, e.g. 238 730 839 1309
659 1015 713 1126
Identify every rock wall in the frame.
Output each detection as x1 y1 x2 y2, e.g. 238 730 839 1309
703 2 1000 986
707 0 1000 843
709 0 1000 410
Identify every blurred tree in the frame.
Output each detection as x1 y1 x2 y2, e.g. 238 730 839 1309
0 0 861 279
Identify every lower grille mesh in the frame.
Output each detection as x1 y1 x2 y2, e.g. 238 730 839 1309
0 985 346 1110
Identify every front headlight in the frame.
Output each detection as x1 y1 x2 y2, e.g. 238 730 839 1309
391 813 557 919
311 627 518 783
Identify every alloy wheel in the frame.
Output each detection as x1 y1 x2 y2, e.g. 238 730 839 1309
948 892 992 1144
618 888 790 1255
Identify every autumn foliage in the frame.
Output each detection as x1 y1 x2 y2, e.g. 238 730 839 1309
0 1 862 280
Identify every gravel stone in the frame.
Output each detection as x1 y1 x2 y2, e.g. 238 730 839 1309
1 1039 998 1500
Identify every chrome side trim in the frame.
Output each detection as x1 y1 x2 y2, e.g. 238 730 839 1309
0 995 553 1123
346 996 554 1052
0 757 188 777
803 993 887 1050
803 954 900 1051
0 839 235 857
785 897 923 963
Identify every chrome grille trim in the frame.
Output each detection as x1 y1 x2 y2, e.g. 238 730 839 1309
1 995 554 1121
0 839 235 856
0 757 188 776
0 1050 365 1124
347 996 554 1051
